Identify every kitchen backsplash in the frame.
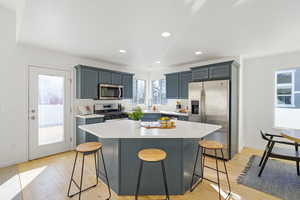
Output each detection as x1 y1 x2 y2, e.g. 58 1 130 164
74 99 189 114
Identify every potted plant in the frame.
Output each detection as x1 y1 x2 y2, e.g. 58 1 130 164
128 106 144 121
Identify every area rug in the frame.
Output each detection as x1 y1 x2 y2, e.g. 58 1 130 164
0 165 23 200
237 155 300 200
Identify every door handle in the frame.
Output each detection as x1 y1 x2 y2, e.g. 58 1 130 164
118 87 121 98
30 116 35 120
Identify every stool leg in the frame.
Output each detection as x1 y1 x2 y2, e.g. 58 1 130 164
214 150 221 200
161 160 170 200
221 149 231 193
67 151 78 197
190 145 200 191
94 151 99 185
100 148 112 200
78 153 85 200
135 160 144 200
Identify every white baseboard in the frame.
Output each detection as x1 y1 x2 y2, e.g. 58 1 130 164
0 158 27 168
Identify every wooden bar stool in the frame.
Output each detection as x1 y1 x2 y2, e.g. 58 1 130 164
67 142 111 200
190 140 231 200
135 148 170 200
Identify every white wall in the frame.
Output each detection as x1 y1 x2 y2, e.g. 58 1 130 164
241 51 300 150
275 108 300 129
0 7 148 167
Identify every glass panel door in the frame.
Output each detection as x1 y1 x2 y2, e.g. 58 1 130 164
29 66 71 160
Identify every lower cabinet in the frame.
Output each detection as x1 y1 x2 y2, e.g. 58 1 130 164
141 113 189 121
76 117 105 145
177 116 189 121
141 113 162 121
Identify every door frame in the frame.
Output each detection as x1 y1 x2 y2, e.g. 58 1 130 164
27 65 74 160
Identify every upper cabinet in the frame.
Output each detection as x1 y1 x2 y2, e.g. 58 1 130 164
99 70 112 84
75 65 134 99
179 71 192 99
191 67 209 82
165 71 192 99
166 73 180 99
165 61 238 99
122 74 133 99
75 66 99 99
209 63 231 79
191 61 233 81
112 72 122 85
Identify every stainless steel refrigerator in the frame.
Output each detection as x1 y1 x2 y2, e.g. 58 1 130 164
188 80 238 160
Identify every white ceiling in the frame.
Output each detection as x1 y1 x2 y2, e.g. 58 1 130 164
2 0 300 68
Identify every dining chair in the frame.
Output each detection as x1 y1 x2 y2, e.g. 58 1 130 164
258 130 300 177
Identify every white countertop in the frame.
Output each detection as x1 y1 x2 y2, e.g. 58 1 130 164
79 119 221 138
76 114 105 119
125 110 189 117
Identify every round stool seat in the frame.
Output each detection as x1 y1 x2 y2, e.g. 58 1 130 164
199 140 223 149
138 148 167 162
76 142 102 153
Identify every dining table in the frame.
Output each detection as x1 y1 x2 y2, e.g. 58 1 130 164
281 129 300 143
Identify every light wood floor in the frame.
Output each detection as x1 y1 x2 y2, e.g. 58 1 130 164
14 148 280 200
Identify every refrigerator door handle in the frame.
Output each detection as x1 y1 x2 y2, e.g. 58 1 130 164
203 86 207 123
200 83 206 123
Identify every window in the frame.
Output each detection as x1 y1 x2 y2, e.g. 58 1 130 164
274 68 300 129
275 70 294 107
133 79 146 104
151 79 167 105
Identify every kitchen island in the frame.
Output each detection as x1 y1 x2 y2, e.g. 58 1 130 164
79 119 221 195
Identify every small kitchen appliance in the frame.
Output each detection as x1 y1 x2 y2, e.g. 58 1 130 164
98 84 123 100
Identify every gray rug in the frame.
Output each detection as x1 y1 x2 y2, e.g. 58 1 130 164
237 155 300 200
0 165 23 200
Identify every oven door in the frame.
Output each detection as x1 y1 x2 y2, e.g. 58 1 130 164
99 84 123 100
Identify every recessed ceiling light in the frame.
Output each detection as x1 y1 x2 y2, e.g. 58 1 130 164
161 32 171 38
119 49 126 53
195 51 203 55
155 61 161 64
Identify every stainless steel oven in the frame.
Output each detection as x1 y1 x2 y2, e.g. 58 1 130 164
98 84 123 100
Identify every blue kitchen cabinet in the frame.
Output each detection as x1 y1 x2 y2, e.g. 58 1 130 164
141 113 188 121
166 73 180 99
191 61 233 81
75 65 99 99
166 61 237 100
112 72 122 85
75 65 134 100
99 70 112 84
209 63 231 79
122 74 133 99
191 67 209 82
76 116 105 145
141 113 162 121
179 71 192 99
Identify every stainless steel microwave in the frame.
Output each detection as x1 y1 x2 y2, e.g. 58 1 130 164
98 84 123 100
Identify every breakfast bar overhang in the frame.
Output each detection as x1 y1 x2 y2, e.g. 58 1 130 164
79 119 221 195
